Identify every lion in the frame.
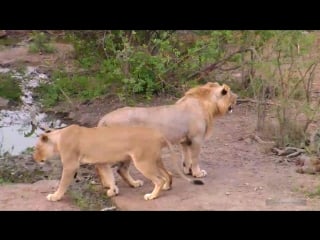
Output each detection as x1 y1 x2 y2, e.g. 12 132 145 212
98 82 237 178
33 124 203 201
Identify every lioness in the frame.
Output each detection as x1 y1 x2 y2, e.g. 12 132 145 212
33 124 202 201
98 82 237 178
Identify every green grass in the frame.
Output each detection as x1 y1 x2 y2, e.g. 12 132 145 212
0 37 20 48
306 184 320 198
35 70 113 107
0 175 14 184
28 32 55 54
0 73 22 102
68 183 114 210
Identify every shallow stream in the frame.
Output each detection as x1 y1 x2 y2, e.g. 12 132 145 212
0 66 66 156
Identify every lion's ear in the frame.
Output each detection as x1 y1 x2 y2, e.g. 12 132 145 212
205 82 220 88
221 88 228 95
40 134 49 143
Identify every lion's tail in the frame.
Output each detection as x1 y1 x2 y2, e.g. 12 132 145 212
163 137 204 185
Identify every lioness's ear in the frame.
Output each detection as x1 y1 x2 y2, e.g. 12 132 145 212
40 134 49 142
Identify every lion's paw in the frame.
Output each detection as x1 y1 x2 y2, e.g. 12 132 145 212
192 169 207 178
107 186 119 197
46 193 61 201
144 193 156 200
132 180 144 188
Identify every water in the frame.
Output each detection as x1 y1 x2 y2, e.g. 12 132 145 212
0 66 66 156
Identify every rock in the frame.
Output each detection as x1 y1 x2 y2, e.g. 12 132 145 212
0 30 6 38
295 155 320 174
0 97 9 109
101 206 116 211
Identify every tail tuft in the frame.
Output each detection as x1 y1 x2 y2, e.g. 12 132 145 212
192 180 204 185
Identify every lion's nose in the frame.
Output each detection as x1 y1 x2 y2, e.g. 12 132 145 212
40 160 45 163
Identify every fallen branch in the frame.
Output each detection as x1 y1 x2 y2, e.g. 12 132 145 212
287 150 305 158
252 135 275 144
272 147 305 157
238 133 275 145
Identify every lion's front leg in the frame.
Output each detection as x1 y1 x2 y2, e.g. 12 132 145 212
47 163 79 201
181 143 192 175
189 140 207 178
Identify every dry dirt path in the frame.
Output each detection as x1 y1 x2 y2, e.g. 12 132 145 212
1 99 319 211
111 104 320 210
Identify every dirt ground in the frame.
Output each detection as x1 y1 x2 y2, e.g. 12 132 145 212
1 32 320 210
108 104 320 210
2 103 320 210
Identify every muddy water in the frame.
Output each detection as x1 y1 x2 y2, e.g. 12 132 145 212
0 66 66 156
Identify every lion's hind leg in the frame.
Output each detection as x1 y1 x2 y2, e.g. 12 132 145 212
117 160 144 188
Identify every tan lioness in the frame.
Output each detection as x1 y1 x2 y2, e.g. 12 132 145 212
33 124 203 201
98 82 237 178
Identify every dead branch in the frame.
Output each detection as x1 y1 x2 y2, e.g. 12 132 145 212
187 47 260 80
161 43 210 76
287 149 305 158
218 65 242 71
252 135 275 144
272 147 305 157
238 133 275 145
236 98 279 106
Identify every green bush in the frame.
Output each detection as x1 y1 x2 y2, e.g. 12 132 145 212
0 74 22 102
28 31 55 54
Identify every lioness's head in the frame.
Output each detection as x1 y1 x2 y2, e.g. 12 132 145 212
33 133 58 164
183 82 238 115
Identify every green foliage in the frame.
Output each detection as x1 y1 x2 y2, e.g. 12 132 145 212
0 37 20 48
37 31 320 149
36 70 113 107
307 184 320 198
69 183 113 210
0 178 7 184
0 73 22 102
28 31 55 54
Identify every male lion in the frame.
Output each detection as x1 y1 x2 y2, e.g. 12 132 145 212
33 124 202 201
98 82 237 178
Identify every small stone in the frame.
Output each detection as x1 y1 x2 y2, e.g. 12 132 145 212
101 206 116 211
0 30 6 38
225 191 231 195
0 97 9 109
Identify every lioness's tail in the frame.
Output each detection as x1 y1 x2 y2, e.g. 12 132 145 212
163 137 204 185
